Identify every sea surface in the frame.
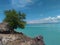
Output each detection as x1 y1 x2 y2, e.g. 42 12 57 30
16 23 60 45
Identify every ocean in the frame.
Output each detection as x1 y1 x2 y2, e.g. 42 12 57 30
16 23 60 45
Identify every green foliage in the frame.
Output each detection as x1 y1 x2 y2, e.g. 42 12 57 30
4 9 26 30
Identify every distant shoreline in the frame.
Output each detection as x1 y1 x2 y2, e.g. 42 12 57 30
27 23 60 25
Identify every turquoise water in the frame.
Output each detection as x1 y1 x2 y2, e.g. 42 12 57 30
16 23 60 45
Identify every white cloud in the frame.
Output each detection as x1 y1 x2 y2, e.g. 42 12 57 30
57 16 60 19
12 0 33 8
27 15 60 24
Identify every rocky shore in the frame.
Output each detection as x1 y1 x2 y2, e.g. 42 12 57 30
0 34 45 45
0 22 45 45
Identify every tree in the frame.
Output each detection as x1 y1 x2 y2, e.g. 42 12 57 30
3 9 26 31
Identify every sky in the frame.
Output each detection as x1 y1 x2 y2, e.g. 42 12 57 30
0 0 60 24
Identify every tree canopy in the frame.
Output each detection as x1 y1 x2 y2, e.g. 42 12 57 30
3 9 26 30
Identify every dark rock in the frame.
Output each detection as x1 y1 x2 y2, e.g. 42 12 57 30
34 35 43 41
33 35 45 45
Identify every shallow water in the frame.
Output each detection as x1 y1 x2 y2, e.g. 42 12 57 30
16 23 60 45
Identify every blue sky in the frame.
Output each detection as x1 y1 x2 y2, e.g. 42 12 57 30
0 0 60 24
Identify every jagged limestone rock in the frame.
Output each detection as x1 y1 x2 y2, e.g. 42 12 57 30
0 22 9 32
0 22 45 45
0 34 45 45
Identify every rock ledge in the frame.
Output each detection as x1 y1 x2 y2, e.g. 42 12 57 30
0 34 45 45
